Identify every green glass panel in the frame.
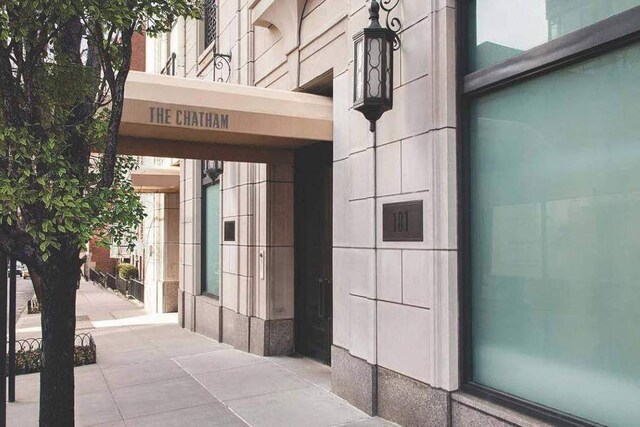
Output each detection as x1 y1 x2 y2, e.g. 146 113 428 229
203 183 220 296
470 43 640 426
469 0 640 71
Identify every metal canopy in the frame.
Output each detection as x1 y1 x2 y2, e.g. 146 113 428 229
118 72 333 164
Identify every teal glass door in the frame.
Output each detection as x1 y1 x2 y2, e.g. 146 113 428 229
203 183 220 296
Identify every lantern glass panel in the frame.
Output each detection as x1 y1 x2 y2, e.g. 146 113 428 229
355 38 365 103
385 39 392 101
367 36 383 99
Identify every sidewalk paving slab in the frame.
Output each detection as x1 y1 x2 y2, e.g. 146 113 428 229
269 354 333 392
123 402 247 427
100 358 189 390
8 281 397 427
110 376 216 420
194 362 312 402
173 348 266 375
226 386 367 427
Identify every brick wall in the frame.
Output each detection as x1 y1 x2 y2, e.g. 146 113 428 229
89 240 116 275
131 32 146 72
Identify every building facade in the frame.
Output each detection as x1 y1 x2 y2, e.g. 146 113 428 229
132 156 181 314
137 1 640 425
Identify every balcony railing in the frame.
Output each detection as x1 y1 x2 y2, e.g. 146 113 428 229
160 52 177 76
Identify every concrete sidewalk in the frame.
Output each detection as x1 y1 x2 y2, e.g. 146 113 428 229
8 281 394 427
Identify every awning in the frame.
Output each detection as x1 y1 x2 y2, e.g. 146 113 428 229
118 72 333 164
131 167 180 193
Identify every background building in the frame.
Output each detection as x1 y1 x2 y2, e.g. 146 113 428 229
131 156 181 313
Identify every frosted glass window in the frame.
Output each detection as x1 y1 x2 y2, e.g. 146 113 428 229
203 183 220 296
367 38 382 98
355 39 364 102
470 42 640 426
469 0 640 71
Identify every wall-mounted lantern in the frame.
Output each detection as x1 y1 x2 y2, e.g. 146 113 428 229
353 0 401 132
203 160 224 183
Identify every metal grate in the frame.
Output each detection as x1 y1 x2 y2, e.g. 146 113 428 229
203 0 217 49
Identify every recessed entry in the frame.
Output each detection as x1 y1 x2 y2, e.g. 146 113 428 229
224 220 236 242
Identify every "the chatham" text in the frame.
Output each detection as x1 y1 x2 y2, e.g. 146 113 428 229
149 107 230 129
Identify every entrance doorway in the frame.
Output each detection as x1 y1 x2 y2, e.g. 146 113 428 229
294 142 333 364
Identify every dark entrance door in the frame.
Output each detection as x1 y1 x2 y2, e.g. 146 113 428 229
294 142 333 364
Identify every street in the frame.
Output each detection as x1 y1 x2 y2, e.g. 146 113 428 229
8 276 35 320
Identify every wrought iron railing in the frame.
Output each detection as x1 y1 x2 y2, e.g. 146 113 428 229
89 268 104 284
104 273 116 290
128 279 145 303
160 52 177 76
89 269 144 304
10 333 96 375
115 276 128 295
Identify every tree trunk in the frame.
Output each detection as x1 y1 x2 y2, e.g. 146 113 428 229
39 259 79 427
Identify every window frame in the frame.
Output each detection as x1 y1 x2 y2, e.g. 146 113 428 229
457 4 640 426
200 160 222 300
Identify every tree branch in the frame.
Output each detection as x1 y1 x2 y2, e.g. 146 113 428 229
100 24 134 188
0 228 42 272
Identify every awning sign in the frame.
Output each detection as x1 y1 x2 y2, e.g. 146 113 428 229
148 107 230 130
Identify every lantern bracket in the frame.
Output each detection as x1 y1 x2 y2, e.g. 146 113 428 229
213 53 232 83
379 0 402 50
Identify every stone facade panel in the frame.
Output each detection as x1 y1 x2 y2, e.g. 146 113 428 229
401 132 434 194
375 141 402 197
452 403 512 427
378 367 449 427
331 346 376 416
349 295 376 364
402 250 434 309
349 148 375 201
195 296 221 340
376 249 402 303
401 16 432 85
222 308 249 352
377 301 432 384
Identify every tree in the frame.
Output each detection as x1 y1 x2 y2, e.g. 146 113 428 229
0 1 200 425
